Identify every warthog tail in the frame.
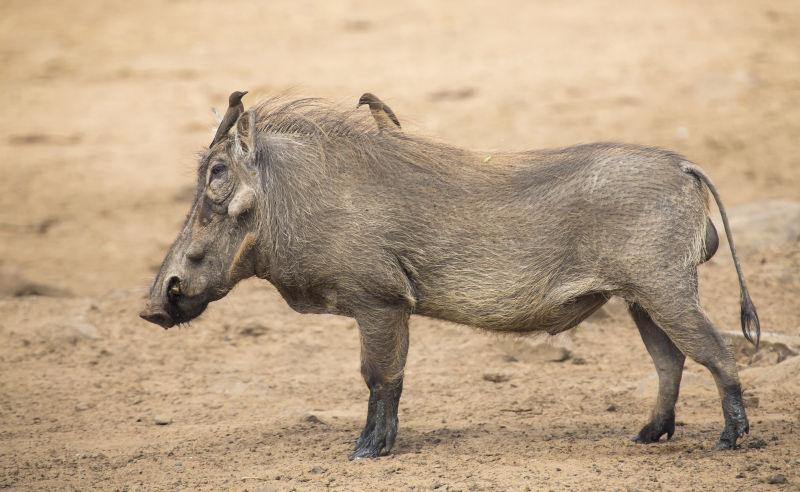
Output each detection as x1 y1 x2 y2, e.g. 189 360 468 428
681 162 761 349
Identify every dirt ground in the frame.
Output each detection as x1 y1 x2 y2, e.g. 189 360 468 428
1 1 799 490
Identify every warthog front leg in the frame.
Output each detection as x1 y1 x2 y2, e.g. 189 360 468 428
629 303 685 443
351 305 410 459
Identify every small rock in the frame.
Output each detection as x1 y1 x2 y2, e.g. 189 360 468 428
766 474 787 485
154 416 172 425
309 466 326 474
747 437 767 449
571 357 587 365
304 414 327 425
482 373 511 383
74 402 94 412
238 319 269 338
606 404 617 412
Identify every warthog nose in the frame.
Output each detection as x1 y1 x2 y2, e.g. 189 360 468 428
166 276 182 302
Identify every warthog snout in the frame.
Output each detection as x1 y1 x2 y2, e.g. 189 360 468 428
139 275 183 328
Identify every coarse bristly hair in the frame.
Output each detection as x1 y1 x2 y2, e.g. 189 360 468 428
243 95 478 178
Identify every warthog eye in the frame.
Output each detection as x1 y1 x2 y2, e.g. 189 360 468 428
210 163 227 179
206 162 234 207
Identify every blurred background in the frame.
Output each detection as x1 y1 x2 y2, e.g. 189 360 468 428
1 1 798 490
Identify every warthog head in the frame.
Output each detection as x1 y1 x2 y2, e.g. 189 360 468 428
140 111 262 328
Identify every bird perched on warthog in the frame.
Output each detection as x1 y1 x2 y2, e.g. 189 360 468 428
141 94 760 459
358 92 401 132
210 90 248 147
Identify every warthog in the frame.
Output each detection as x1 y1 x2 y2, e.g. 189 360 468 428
141 95 760 458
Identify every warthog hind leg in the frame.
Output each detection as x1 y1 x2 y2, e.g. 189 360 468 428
638 278 749 450
629 303 685 443
351 305 410 459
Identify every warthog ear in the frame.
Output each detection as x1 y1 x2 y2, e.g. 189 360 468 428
228 184 255 218
233 110 257 157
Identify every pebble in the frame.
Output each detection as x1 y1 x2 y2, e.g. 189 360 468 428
154 416 172 425
304 414 327 425
482 373 511 383
238 319 269 338
767 474 787 485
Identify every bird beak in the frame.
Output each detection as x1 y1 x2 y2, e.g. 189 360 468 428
242 91 248 96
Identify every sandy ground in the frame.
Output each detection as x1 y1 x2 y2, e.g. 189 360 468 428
1 0 799 490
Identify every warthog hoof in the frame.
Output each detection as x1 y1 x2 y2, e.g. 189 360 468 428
714 415 749 450
351 379 403 459
350 413 398 459
715 389 749 450
632 413 675 444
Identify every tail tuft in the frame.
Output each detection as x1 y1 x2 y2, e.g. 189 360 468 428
740 291 760 349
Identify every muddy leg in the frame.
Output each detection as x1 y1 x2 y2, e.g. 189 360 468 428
351 306 410 459
641 292 748 450
629 303 685 443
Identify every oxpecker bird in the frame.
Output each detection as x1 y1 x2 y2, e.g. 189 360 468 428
210 90 248 147
357 93 401 132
